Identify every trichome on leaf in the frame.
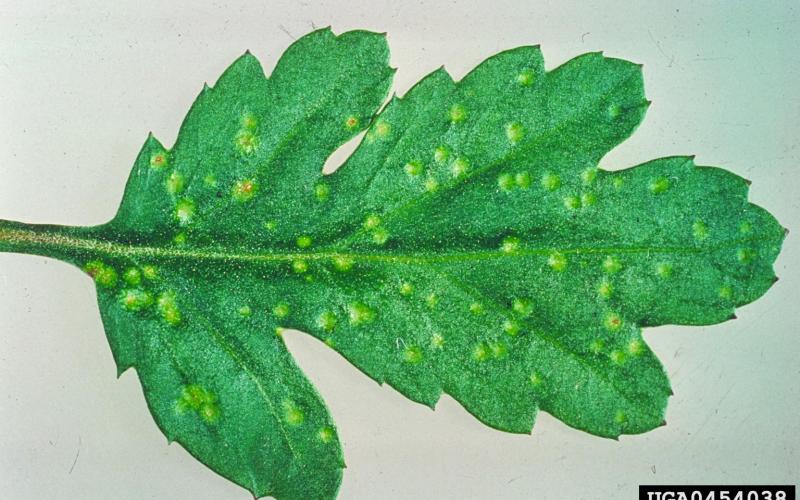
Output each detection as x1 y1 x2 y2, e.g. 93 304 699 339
0 28 786 499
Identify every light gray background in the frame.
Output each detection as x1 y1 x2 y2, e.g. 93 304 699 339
1 1 798 499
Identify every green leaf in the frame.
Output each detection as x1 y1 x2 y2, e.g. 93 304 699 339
0 28 785 499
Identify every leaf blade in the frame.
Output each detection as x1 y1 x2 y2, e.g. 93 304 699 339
0 28 786 499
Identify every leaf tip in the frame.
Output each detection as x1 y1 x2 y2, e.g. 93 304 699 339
659 420 668 427
143 132 165 152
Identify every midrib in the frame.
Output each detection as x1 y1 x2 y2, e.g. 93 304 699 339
1 225 726 266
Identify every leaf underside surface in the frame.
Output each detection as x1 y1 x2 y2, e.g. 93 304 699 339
0 28 785 499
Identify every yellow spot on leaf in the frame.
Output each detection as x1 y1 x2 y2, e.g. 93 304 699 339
425 293 439 309
598 281 613 299
332 255 354 272
434 145 449 164
649 176 670 194
505 122 524 144
610 350 626 365
563 195 581 210
581 168 598 185
318 426 335 443
604 311 622 331
404 160 423 177
541 173 561 191
178 384 219 423
512 298 533 317
516 69 535 86
348 302 375 325
602 256 622 274
123 268 141 286
203 174 218 187
173 232 187 246
283 401 304 426
739 221 752 235
149 152 168 170
627 339 644 356
174 198 196 225
489 341 508 359
317 311 337 332
199 403 220 423
424 176 439 192
232 178 258 202
363 214 381 229
345 115 360 130
273 303 290 318
472 342 490 362
693 220 709 241
498 173 515 191
449 103 466 123
141 265 158 281
655 262 673 278
501 236 520 254
403 345 423 364
374 120 390 137
119 289 153 312
736 248 755 263
157 291 181 326
515 172 532 189
503 319 520 336
292 259 308 273
85 260 117 288
372 227 389 245
241 113 258 130
166 171 185 195
451 157 469 178
547 252 567 272
235 130 259 155
314 183 330 202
